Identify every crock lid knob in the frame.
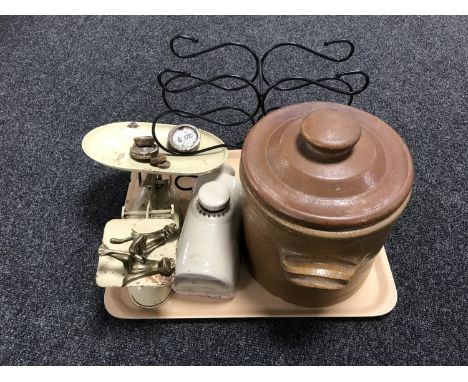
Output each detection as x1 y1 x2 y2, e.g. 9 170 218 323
300 109 362 158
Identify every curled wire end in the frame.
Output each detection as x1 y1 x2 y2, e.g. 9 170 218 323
170 35 199 56
261 40 358 87
323 39 355 61
185 36 199 43
168 34 260 84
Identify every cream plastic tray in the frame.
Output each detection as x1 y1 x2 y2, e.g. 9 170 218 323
82 121 227 175
103 150 398 318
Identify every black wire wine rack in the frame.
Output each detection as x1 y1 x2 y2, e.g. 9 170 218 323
152 34 370 150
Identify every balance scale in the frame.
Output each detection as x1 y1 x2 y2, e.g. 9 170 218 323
82 121 397 319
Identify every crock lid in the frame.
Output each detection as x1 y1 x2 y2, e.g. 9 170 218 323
240 102 414 229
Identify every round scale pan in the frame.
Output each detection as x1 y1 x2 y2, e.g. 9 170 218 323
82 122 228 175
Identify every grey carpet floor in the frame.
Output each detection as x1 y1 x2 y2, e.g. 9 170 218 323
0 16 466 365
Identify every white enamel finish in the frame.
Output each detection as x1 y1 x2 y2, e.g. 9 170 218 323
173 165 242 298
82 121 227 175
198 181 230 212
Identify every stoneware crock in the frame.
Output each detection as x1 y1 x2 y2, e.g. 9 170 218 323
240 102 414 307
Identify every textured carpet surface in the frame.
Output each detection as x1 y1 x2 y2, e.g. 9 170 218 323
0 16 467 365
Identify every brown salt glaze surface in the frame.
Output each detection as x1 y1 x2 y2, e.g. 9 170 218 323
300 110 361 154
241 102 414 229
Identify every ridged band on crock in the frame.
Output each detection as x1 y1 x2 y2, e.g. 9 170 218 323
240 165 413 235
